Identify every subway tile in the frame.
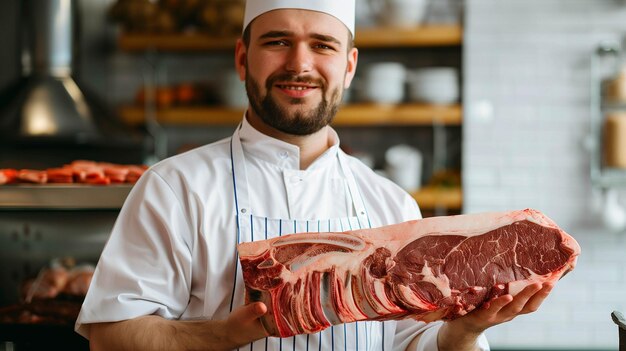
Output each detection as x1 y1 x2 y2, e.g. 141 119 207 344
482 324 512 346
528 304 572 324
547 283 591 303
464 168 500 187
462 204 505 214
464 154 504 168
571 302 621 324
463 198 510 211
499 171 536 187
591 282 626 302
580 230 625 247
593 329 620 350
464 186 509 202
538 324 594 347
587 243 626 262
486 321 547 347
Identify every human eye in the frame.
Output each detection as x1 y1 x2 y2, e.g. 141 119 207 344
264 40 289 47
313 42 338 52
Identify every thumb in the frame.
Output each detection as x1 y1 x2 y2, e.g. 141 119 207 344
228 302 267 326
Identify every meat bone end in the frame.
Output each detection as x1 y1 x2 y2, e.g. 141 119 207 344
271 233 366 251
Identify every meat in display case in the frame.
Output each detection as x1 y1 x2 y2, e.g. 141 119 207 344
0 185 131 350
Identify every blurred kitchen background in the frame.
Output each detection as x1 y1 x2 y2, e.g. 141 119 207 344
1 0 626 349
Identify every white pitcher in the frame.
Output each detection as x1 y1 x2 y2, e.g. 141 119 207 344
385 144 423 193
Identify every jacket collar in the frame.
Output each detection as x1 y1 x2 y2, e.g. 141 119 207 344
238 115 340 171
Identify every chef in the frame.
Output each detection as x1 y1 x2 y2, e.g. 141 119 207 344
75 0 554 350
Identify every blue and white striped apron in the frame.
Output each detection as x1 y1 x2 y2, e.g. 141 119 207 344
228 126 391 351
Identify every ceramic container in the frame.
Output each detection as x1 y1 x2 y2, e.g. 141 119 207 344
361 62 407 104
407 67 459 104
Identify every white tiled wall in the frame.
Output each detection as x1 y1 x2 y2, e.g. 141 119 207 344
465 0 626 349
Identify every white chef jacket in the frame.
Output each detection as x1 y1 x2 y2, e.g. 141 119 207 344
75 117 489 350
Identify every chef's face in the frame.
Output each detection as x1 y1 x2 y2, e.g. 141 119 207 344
235 9 358 136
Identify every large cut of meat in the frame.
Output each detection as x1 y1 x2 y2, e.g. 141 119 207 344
237 209 580 337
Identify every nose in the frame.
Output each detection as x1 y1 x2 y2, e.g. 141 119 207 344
284 43 313 74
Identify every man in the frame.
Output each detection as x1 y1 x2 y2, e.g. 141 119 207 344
76 1 553 350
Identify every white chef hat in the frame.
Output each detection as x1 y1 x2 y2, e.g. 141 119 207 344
243 0 356 37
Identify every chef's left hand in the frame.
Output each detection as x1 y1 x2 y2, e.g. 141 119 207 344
462 282 553 331
436 282 554 351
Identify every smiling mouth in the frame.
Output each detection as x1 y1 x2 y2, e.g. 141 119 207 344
276 84 317 91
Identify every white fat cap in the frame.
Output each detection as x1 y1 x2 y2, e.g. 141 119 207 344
243 0 356 37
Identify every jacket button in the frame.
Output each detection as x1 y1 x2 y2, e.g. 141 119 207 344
290 176 301 183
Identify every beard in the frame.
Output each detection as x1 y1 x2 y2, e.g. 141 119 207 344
245 71 343 136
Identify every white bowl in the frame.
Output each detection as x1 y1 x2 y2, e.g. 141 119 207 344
362 63 407 104
407 67 459 104
409 67 457 82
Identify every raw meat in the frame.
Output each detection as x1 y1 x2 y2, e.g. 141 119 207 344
46 168 74 183
237 209 580 337
0 169 17 185
18 170 48 184
21 261 95 301
0 161 148 186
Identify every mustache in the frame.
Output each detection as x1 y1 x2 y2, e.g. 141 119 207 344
266 74 326 89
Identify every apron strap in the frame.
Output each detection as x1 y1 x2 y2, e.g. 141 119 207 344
230 124 252 216
337 151 371 229
228 125 249 313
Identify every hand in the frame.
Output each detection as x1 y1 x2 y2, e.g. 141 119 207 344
217 302 270 349
436 282 554 351
449 282 554 336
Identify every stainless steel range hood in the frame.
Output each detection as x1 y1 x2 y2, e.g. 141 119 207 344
0 0 143 146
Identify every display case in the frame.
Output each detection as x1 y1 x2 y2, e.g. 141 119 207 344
0 186 127 350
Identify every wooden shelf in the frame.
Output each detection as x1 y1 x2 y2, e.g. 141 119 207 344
118 25 462 52
118 32 236 52
355 25 462 48
120 106 243 126
335 103 462 126
118 103 462 127
411 186 462 210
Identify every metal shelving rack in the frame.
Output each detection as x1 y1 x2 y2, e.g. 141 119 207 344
0 185 132 210
589 40 626 188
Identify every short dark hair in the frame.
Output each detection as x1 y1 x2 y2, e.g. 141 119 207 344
241 25 355 52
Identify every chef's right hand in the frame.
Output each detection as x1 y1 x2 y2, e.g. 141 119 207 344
219 302 269 348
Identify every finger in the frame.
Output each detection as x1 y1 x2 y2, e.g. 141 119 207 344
228 302 268 326
482 294 514 312
498 283 542 316
518 282 554 315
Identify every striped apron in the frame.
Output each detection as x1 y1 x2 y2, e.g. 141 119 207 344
228 126 391 351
